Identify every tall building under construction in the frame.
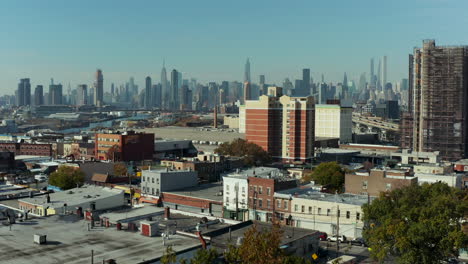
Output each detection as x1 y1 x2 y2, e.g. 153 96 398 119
401 40 468 161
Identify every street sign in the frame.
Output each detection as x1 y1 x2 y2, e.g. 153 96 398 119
312 253 318 260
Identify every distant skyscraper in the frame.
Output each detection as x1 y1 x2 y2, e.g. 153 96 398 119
94 69 104 107
77 84 88 106
259 75 265 85
161 60 168 109
259 75 266 96
243 81 251 103
145 76 152 109
171 69 179 110
377 59 382 91
17 78 31 106
244 58 251 83
34 85 43 106
401 40 468 161
370 58 374 83
180 85 189 111
382 56 387 88
49 82 63 105
111 83 115 95
301 68 311 96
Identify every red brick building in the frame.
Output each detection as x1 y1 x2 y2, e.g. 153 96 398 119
248 175 298 222
245 86 314 163
345 168 417 197
0 142 52 156
95 131 154 161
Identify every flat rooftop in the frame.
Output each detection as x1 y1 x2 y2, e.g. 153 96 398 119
165 183 224 202
210 220 318 250
19 185 123 207
0 214 201 264
225 167 284 180
136 126 244 143
275 184 372 206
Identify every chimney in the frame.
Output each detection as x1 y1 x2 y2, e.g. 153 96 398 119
164 207 170 220
196 231 207 249
213 106 218 128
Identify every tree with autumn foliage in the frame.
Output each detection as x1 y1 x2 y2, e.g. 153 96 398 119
363 182 468 264
305 162 345 193
106 145 121 161
48 166 85 190
113 163 127 176
160 222 312 264
215 138 271 166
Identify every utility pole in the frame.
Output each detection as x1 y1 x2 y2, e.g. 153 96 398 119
235 183 239 220
336 205 340 257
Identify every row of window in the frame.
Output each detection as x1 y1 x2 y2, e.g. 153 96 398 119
225 197 246 205
292 204 361 220
142 176 159 184
97 137 120 143
249 185 271 195
98 143 118 149
142 186 160 196
225 185 245 193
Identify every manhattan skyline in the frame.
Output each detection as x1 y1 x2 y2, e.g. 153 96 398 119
1 0 468 94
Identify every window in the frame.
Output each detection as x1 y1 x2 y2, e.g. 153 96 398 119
258 199 263 208
386 183 392 191
226 197 229 203
152 178 154 183
151 188 154 195
346 211 350 219
254 186 257 192
284 200 288 208
267 200 270 209
294 204 298 212
362 180 368 189
277 200 281 209
317 208 322 215
241 199 245 205
259 187 263 194
327 209 331 216
226 185 230 191
356 212 360 220
242 187 245 193
308 206 312 214
266 187 270 195
301 205 305 213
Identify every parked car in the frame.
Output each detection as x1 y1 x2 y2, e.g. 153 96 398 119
349 237 367 247
317 232 328 241
327 235 347 243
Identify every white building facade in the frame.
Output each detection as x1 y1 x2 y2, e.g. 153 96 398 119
223 175 249 221
315 104 352 143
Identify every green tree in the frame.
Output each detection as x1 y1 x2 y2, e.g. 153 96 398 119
308 162 345 192
106 145 121 161
223 223 311 264
48 166 85 190
113 163 127 176
215 138 271 166
160 246 177 264
362 182 468 264
189 248 219 264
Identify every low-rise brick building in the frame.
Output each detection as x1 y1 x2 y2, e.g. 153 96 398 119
345 168 417 197
161 153 243 182
246 167 298 222
0 142 52 156
95 131 154 161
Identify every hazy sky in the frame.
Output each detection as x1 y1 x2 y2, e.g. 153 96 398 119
1 0 468 94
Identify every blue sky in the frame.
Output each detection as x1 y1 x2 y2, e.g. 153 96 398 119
1 0 468 94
